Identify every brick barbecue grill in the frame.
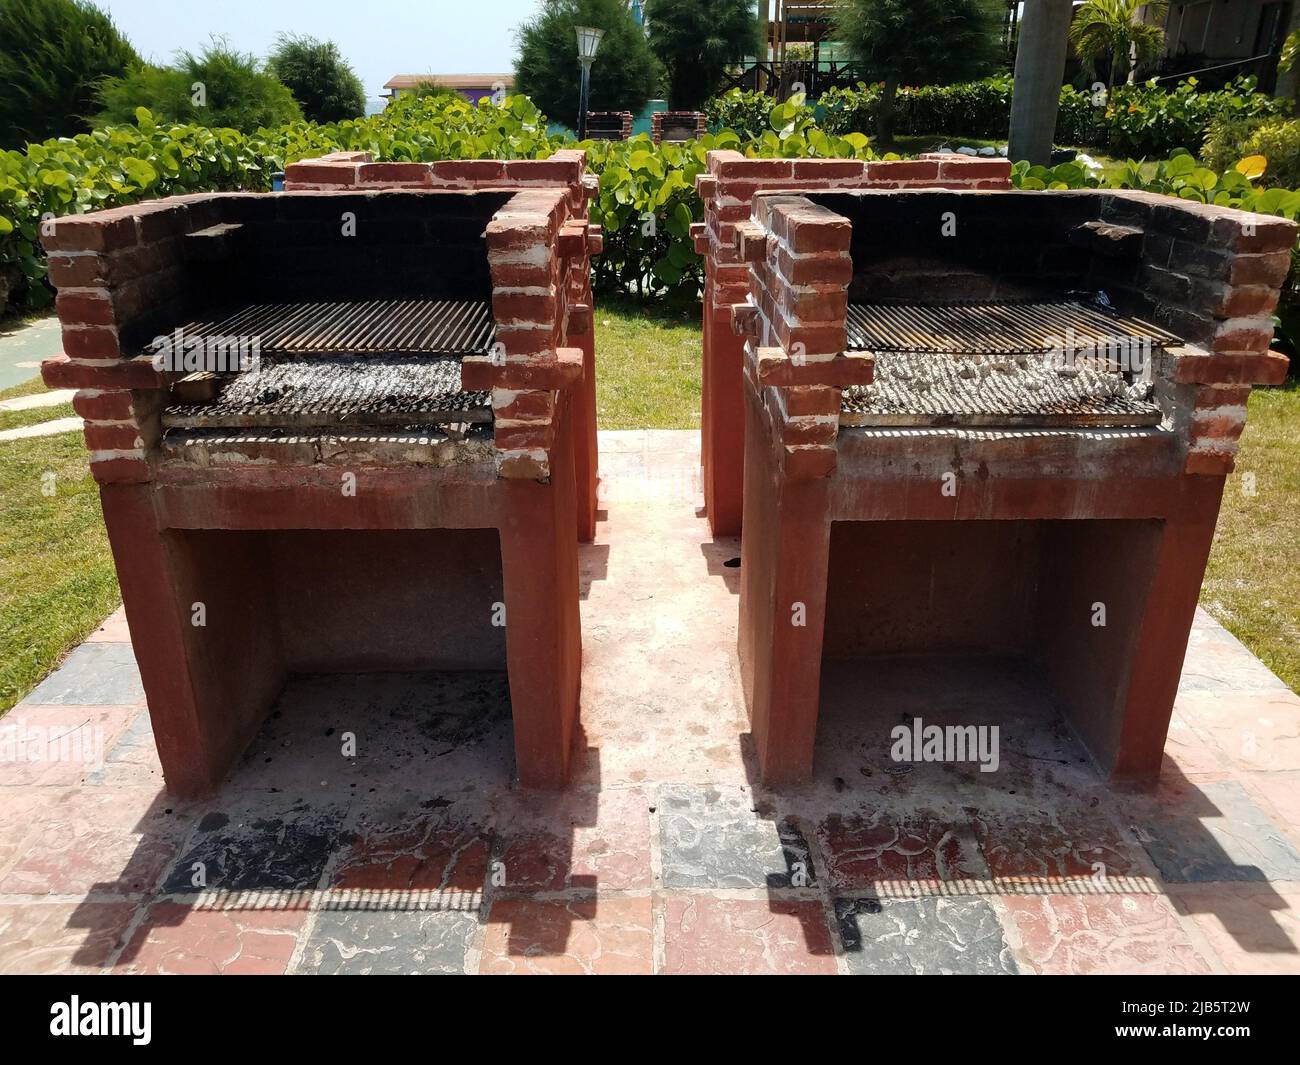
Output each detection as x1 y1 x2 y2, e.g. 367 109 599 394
730 186 1295 786
41 150 603 796
693 151 1014 536
652 111 707 145
584 112 634 141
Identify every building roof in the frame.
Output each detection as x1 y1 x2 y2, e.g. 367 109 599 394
384 74 515 91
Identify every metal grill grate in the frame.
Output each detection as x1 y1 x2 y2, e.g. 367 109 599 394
162 355 489 430
841 351 1163 428
146 299 496 356
845 300 1181 356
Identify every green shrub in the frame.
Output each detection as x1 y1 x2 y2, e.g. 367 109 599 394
6 86 1300 321
588 110 873 301
703 89 781 139
1011 147 1300 221
1204 116 1300 189
821 77 1013 139
0 108 271 307
266 34 365 123
0 0 141 148
97 40 302 134
832 0 1005 142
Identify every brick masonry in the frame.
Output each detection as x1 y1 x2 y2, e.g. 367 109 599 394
694 150 1015 536
38 154 599 797
42 150 604 535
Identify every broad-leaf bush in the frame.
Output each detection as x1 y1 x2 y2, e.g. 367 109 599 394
1011 148 1300 219
1204 115 1300 190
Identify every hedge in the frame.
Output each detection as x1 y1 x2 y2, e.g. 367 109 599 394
2 88 1299 317
816 75 1291 159
0 93 874 309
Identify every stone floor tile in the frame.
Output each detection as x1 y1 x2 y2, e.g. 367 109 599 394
1179 626 1290 694
816 808 987 889
481 896 653 975
835 896 1019 974
24 643 145 706
1175 689 1300 773
1159 711 1232 780
1169 887 1300 975
970 804 1141 884
329 791 491 895
490 785 651 892
0 786 192 896
657 784 815 890
1241 771 1300 851
85 607 130 643
1001 894 1213 974
3 434 1298 976
0 901 137 974
115 901 306 975
0 704 138 786
83 711 163 788
161 793 347 895
1132 779 1300 883
661 895 836 975
297 907 479 975
0 788 51 876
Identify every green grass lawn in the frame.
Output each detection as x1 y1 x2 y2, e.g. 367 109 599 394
1203 379 1300 691
0 376 76 437
0 426 117 712
0 401 76 434
0 312 1295 713
593 296 702 430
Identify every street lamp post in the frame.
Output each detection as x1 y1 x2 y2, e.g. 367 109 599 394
575 25 604 141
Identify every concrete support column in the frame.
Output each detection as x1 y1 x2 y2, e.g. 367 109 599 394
101 485 284 798
1008 0 1075 165
499 392 583 789
737 384 832 786
1109 476 1226 783
702 296 746 538
569 292 599 543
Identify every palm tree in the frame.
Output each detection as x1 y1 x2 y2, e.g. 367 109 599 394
1070 0 1167 89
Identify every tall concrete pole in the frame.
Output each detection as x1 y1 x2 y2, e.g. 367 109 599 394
1008 0 1074 166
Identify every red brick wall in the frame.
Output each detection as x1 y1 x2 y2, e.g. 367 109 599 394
43 150 603 490
735 189 1295 479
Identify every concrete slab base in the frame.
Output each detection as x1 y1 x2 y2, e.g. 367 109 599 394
1 430 1299 975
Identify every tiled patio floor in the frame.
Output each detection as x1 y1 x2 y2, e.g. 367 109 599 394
2 430 1299 975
